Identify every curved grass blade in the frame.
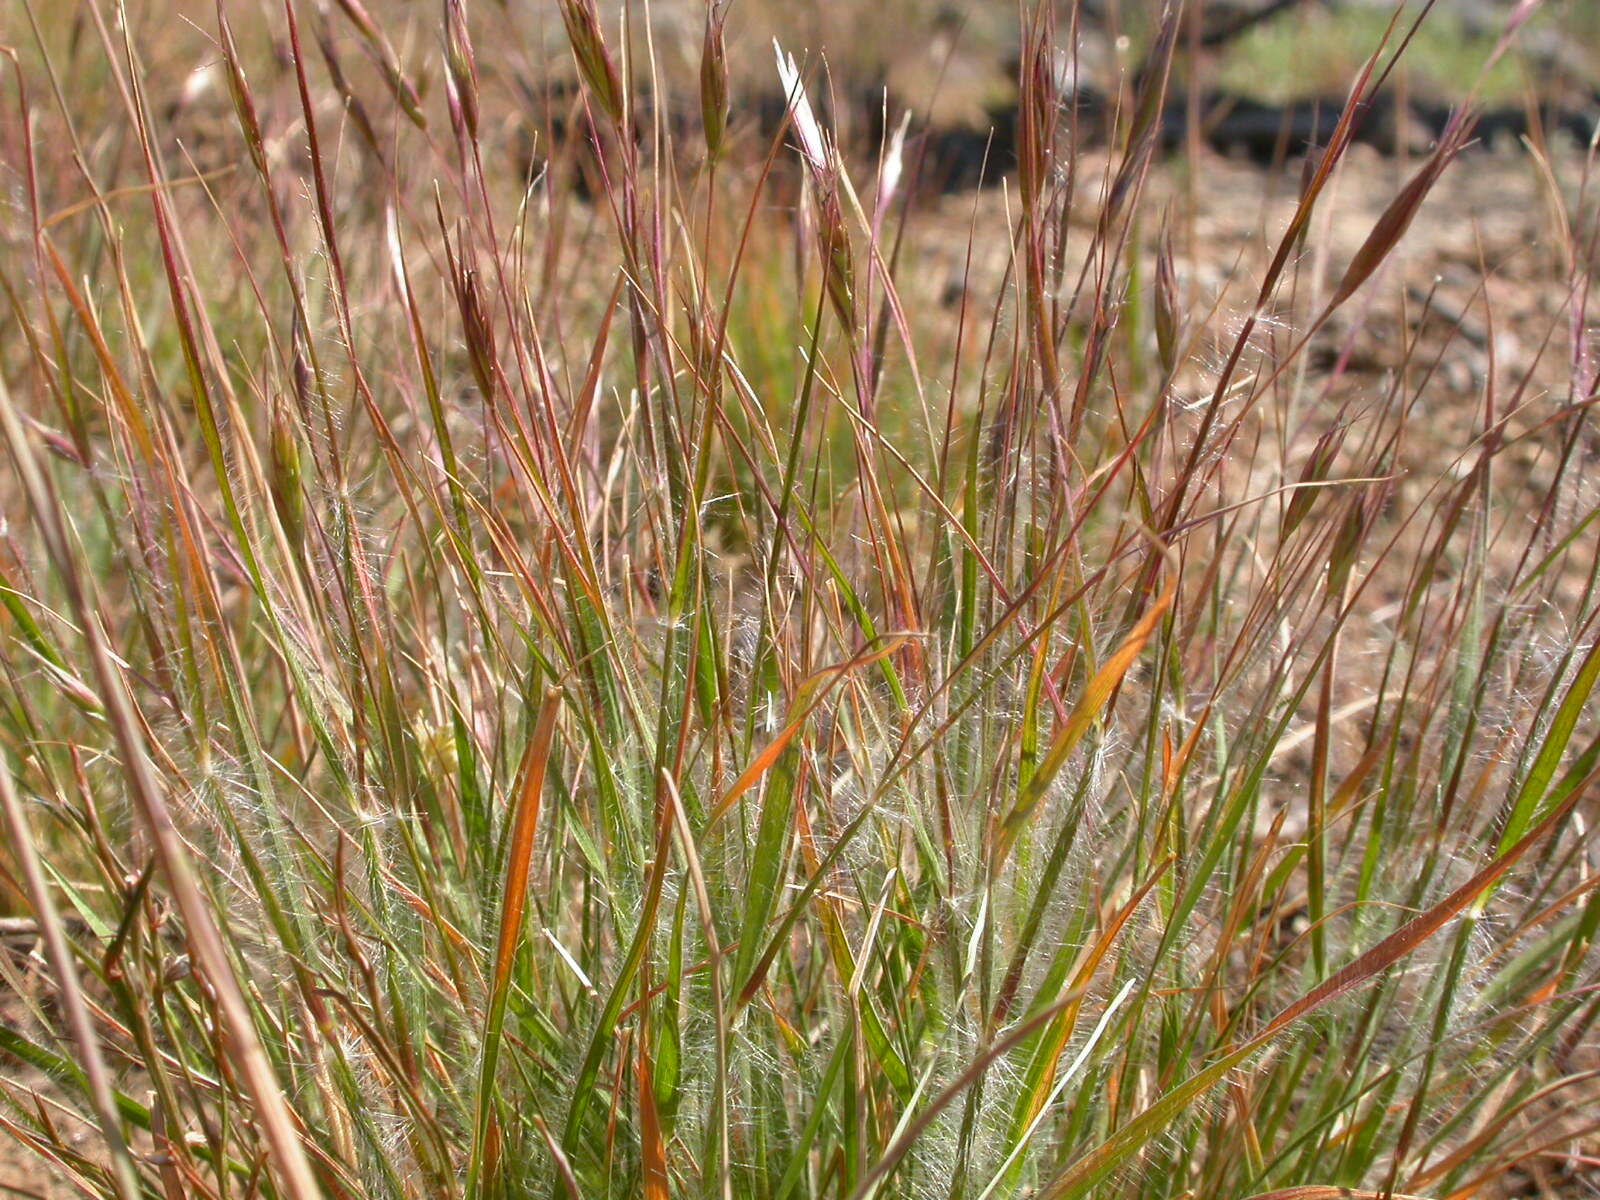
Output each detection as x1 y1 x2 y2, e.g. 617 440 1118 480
1034 767 1594 1200
466 686 563 1200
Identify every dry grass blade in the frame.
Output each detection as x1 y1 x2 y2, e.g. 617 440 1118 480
0 763 140 1200
467 685 563 1199
1035 765 1597 1200
706 634 911 827
996 577 1174 866
0 369 324 1200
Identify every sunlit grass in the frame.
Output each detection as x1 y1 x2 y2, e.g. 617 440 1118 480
2 2 1599 1199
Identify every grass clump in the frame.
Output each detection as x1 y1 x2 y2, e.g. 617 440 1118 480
2 2 1599 1199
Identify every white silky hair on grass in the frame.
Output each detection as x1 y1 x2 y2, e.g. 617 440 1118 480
773 41 833 182
975 977 1139 1200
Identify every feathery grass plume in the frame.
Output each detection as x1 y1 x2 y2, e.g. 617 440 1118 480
443 0 480 142
1153 223 1181 378
700 0 729 160
775 41 856 330
558 0 624 124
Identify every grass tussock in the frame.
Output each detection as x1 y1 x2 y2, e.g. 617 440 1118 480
2 1 1600 1198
